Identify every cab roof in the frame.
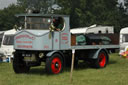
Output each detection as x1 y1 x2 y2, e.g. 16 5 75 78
15 13 69 18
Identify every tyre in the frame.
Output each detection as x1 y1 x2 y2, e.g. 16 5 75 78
45 53 64 74
93 50 109 68
13 53 30 73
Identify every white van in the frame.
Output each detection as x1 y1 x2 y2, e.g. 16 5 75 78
119 27 128 55
0 31 4 46
0 29 16 60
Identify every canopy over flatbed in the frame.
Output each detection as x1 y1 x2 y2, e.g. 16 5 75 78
70 25 114 34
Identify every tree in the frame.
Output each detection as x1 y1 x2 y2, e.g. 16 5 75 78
0 4 24 31
124 0 128 8
17 0 54 14
0 0 128 33
115 0 128 32
56 0 120 31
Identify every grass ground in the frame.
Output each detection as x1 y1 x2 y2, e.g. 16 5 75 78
0 53 128 85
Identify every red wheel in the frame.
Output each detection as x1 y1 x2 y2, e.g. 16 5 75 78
99 53 106 67
51 57 62 74
93 50 109 68
46 53 63 74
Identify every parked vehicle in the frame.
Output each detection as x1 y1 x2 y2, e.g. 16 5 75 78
13 13 119 74
119 27 128 55
0 29 16 60
0 31 4 46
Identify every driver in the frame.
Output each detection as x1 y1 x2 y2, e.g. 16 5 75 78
52 17 63 31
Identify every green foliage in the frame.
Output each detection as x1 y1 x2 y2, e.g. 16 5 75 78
17 0 52 14
56 0 128 33
0 4 24 31
115 3 128 32
124 0 128 8
0 0 128 32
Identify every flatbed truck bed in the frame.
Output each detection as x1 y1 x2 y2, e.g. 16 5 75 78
71 45 119 50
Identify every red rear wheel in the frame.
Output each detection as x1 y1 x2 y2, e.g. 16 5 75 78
93 50 108 68
46 53 63 74
99 53 106 67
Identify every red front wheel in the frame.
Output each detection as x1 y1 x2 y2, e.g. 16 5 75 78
46 53 63 74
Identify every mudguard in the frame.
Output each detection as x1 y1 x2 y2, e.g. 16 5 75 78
46 51 65 66
89 48 109 59
46 51 64 58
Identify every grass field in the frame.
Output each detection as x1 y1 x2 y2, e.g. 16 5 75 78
0 53 128 85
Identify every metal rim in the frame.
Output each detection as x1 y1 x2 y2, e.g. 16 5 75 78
51 57 62 74
99 53 106 67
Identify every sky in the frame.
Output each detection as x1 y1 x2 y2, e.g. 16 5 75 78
0 0 17 9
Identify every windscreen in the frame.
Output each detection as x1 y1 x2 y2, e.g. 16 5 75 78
3 35 14 45
19 17 51 30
